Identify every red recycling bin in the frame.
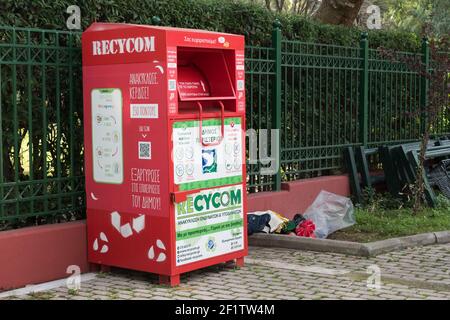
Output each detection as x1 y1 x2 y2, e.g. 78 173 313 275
82 23 247 285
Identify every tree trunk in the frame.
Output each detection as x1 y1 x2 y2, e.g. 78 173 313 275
314 0 364 26
275 0 285 12
291 0 299 13
413 127 430 213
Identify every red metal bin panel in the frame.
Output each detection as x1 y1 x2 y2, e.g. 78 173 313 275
82 23 246 285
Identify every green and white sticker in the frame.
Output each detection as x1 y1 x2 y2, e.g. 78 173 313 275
172 118 243 190
175 185 244 266
91 88 123 184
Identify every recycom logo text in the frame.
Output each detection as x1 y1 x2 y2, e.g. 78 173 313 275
92 37 156 56
177 188 242 215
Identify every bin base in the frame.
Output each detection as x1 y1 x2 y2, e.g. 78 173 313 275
235 257 245 268
100 265 111 273
89 256 246 287
159 274 180 287
90 263 112 273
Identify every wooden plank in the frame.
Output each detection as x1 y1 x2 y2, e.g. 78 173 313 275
343 146 363 204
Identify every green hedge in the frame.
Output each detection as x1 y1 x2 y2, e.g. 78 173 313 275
1 0 420 51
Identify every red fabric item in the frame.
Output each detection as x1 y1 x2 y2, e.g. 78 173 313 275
295 219 316 238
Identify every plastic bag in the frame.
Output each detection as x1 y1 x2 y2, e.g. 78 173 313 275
303 191 355 239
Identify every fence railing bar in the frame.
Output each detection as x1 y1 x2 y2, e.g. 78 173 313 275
27 29 35 216
40 30 49 214
68 34 76 212
12 28 20 217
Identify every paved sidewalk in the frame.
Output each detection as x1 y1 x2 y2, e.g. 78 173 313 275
4 244 450 300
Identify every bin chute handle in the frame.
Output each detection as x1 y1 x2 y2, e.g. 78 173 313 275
196 101 225 147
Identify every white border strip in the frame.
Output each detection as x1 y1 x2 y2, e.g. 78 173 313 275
0 273 97 299
246 258 350 276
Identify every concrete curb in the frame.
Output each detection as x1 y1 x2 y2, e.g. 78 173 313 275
434 231 450 244
248 230 450 257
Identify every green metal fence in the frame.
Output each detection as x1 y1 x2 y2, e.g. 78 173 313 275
0 26 84 227
367 48 423 146
1 23 448 226
279 39 362 183
245 45 276 192
431 51 450 136
247 22 449 192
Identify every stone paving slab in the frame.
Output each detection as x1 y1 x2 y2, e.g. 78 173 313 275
250 243 450 287
3 244 450 300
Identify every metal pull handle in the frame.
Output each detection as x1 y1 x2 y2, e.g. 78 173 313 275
196 101 225 147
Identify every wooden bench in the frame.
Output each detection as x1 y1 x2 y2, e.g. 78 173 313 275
344 139 445 205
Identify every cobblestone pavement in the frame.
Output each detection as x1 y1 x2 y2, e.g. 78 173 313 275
4 244 450 300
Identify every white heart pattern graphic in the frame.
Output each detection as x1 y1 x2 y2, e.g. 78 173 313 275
148 239 166 263
111 211 145 238
93 232 109 254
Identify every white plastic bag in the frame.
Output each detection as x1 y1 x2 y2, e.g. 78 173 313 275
303 191 355 239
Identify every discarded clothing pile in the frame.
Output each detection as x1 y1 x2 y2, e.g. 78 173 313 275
247 210 316 238
247 191 355 239
280 213 316 238
247 210 288 235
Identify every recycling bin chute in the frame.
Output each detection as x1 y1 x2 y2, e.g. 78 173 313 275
82 23 247 286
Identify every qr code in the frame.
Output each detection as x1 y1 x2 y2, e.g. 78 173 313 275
138 142 151 160
168 79 177 91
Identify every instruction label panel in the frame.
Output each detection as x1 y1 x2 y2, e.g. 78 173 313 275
91 88 123 184
172 117 243 190
175 184 244 266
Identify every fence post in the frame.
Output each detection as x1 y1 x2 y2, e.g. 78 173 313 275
359 32 369 147
272 19 282 191
420 37 430 134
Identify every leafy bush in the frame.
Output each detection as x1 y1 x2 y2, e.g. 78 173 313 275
1 0 420 50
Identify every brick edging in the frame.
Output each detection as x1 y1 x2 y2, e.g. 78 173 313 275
248 231 450 257
0 220 88 291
